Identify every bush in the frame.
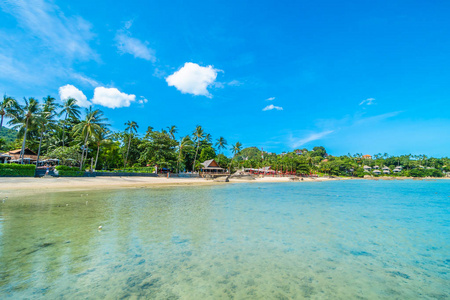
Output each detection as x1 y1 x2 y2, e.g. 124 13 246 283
55 165 84 177
0 163 36 177
101 167 155 173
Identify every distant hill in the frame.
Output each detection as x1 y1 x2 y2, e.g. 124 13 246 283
237 147 262 160
0 127 17 143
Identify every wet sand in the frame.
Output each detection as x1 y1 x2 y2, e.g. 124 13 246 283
0 176 340 197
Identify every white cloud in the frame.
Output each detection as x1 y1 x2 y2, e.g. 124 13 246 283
1 0 96 61
71 73 99 87
359 98 375 105
91 87 136 109
228 80 242 86
124 20 133 30
58 84 91 108
166 62 219 98
263 104 283 111
290 130 334 148
138 96 148 104
266 97 275 101
0 0 98 91
355 111 402 125
115 33 155 62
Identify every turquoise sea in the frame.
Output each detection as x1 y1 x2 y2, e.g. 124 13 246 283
0 180 449 299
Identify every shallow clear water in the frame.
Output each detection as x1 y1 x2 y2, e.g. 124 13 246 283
0 180 449 299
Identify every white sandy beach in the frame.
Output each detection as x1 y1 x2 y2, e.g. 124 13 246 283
0 176 339 196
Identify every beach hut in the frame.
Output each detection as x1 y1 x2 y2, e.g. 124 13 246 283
0 153 12 164
200 159 226 175
373 169 381 175
363 165 371 172
393 166 403 173
373 165 380 169
382 166 390 174
5 148 38 164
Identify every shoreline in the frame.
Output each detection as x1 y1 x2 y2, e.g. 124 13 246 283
0 176 341 197
0 176 447 197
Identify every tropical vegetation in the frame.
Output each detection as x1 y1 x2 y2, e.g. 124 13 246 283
0 95 448 177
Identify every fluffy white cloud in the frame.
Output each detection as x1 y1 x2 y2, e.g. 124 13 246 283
266 97 275 101
58 84 91 107
360 98 375 105
263 104 283 111
166 62 219 98
91 87 136 109
116 33 155 62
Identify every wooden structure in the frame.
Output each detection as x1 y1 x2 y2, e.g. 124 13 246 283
0 153 11 164
6 148 38 164
200 159 228 177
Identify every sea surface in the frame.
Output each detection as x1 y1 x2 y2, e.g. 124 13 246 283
0 180 449 299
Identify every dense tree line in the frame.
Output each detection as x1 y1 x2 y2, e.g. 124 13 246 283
0 95 448 177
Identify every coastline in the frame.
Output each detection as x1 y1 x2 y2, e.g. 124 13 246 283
0 176 447 197
0 176 341 197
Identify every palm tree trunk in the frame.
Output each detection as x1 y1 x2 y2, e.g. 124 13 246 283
193 141 199 172
80 132 89 170
20 119 29 164
94 143 100 170
62 112 67 148
125 134 132 168
177 142 181 173
0 114 3 132
36 131 43 167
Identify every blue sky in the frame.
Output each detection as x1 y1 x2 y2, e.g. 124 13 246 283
1 0 449 157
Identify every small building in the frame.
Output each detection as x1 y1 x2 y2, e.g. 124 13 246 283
200 159 226 174
382 166 390 174
363 165 372 172
362 154 372 160
393 166 403 173
373 169 381 175
6 148 38 164
0 153 12 164
373 165 380 170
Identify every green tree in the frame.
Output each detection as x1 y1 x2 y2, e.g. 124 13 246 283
124 120 139 167
73 107 109 170
8 97 41 164
0 95 17 132
177 135 192 173
167 125 177 140
192 125 204 172
199 146 216 163
215 136 227 154
59 98 81 147
93 127 110 169
230 141 243 171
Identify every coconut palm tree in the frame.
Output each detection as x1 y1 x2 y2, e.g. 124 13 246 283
230 141 242 171
35 97 58 166
59 98 81 147
215 137 227 154
177 135 192 173
204 133 212 143
93 126 110 170
0 95 17 132
167 125 177 140
192 125 204 171
124 120 139 168
73 107 108 170
8 97 41 164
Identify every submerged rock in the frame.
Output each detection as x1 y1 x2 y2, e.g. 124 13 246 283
214 176 229 182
